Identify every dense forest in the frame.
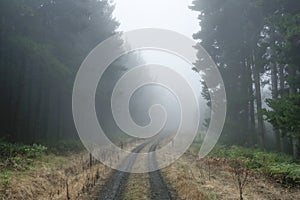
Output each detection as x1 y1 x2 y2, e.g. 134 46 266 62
0 0 119 143
191 0 300 158
1 0 299 155
0 0 300 199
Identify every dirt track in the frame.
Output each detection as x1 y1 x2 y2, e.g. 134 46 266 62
98 141 174 200
148 144 174 200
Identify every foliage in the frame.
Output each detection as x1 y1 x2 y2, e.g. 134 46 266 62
261 3 300 143
47 140 84 154
263 94 300 138
0 0 119 143
0 139 47 159
209 145 299 187
227 159 250 200
0 170 12 187
269 163 300 186
190 0 267 146
0 139 47 170
274 13 300 69
191 0 300 156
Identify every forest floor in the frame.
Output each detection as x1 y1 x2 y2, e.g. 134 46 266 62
1 147 300 200
163 152 300 200
0 151 113 200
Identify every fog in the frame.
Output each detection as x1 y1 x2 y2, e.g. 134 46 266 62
113 0 199 39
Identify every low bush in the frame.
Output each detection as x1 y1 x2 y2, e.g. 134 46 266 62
0 170 12 187
268 163 300 186
46 139 84 154
208 145 300 187
0 139 47 170
0 139 47 159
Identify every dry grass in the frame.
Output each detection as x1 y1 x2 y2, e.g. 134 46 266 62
123 173 151 200
0 151 112 200
0 139 156 200
3 142 298 200
162 156 209 200
163 153 300 200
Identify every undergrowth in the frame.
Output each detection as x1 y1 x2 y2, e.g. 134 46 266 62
208 145 300 187
46 139 84 154
0 138 84 187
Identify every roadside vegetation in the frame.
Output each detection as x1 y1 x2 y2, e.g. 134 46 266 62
191 140 300 188
0 138 92 199
0 139 46 188
0 0 299 199
0 138 83 171
209 145 300 187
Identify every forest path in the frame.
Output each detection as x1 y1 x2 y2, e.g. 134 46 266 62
97 140 176 200
2 144 299 200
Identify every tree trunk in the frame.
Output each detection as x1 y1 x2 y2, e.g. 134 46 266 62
247 59 255 145
288 65 298 158
288 65 297 95
278 65 285 97
271 63 282 152
252 53 265 148
33 69 44 142
278 65 286 152
292 136 300 159
12 59 27 141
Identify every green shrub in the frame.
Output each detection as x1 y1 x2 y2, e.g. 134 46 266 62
0 139 47 170
0 139 47 160
268 163 300 186
0 170 12 187
208 145 299 187
47 140 84 154
23 144 47 158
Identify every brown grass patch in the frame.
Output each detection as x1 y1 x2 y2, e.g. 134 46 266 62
123 173 151 200
0 152 111 200
164 153 300 200
162 156 209 200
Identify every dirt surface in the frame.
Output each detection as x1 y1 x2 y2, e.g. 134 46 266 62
97 142 150 199
97 141 175 200
148 144 174 200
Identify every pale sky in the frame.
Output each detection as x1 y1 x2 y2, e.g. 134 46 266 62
111 1 208 132
112 0 199 39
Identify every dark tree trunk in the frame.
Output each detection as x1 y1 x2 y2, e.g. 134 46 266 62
252 53 265 148
271 63 282 152
247 58 255 145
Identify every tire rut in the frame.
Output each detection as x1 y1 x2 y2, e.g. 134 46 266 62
98 140 176 200
148 144 175 200
97 142 149 200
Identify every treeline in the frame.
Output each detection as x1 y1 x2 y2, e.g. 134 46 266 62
1 0 299 159
190 0 300 158
0 0 119 143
